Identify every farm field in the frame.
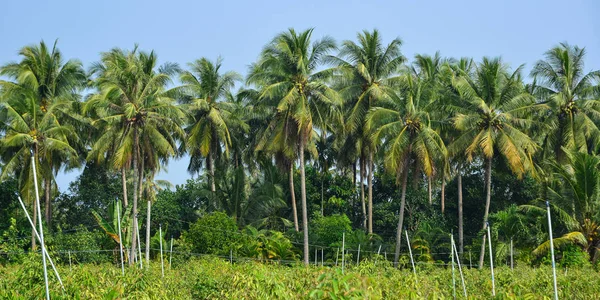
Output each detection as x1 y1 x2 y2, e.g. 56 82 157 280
1 256 599 299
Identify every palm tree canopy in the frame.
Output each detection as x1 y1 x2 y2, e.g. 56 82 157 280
0 40 85 198
84 46 184 170
530 43 600 159
366 71 447 179
173 57 242 173
450 57 542 178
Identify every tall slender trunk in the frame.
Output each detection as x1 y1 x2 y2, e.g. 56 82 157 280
352 161 356 186
321 174 324 216
129 128 139 265
299 141 309 266
478 157 493 269
360 156 366 231
367 151 374 234
427 177 432 205
121 168 129 208
394 164 410 267
289 165 299 232
209 152 216 193
441 176 446 214
44 178 51 230
457 171 464 255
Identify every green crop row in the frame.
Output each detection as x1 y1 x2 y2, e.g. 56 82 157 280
1 254 599 299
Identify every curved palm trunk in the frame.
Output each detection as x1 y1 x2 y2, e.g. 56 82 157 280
441 176 446 214
44 178 51 229
394 165 410 267
360 156 366 231
478 157 493 268
368 152 374 234
121 168 129 208
289 165 299 231
457 171 464 255
299 141 309 266
129 128 139 265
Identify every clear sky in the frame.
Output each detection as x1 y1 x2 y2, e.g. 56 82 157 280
1 0 599 191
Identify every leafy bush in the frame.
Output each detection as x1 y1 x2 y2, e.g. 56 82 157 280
181 211 239 255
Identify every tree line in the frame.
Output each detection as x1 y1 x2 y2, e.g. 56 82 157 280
1 28 599 267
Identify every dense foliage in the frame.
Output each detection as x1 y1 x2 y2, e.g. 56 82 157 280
1 28 600 297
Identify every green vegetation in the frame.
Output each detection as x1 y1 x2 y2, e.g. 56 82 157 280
1 28 600 297
2 256 600 299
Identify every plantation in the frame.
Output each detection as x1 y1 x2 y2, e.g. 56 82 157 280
2 255 600 299
1 1 600 297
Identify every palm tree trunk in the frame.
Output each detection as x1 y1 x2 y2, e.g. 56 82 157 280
299 141 309 266
289 165 299 232
209 152 216 193
428 176 432 205
394 165 410 267
457 171 464 255
44 178 51 229
441 176 446 214
129 128 139 265
368 151 374 234
121 168 128 208
478 157 493 269
321 174 324 216
360 156 366 231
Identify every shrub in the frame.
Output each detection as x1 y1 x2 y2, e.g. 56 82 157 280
181 212 239 255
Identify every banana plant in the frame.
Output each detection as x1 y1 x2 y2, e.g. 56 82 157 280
92 200 133 260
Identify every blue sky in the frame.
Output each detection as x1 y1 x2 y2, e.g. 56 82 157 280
1 0 599 191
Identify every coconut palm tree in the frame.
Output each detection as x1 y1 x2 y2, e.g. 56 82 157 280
450 57 541 268
0 40 85 231
530 43 600 163
366 72 447 267
330 29 405 234
85 46 184 265
247 28 341 265
174 57 242 192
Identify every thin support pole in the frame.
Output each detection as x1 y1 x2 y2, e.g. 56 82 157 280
357 244 361 265
469 251 472 269
486 222 495 296
159 224 164 278
335 248 339 266
453 235 467 298
384 251 387 261
31 152 50 300
116 201 125 276
314 247 317 265
546 201 559 300
170 237 173 269
16 194 64 290
136 217 142 269
321 248 324 267
230 248 233 264
405 229 418 286
510 238 514 270
341 232 345 274
451 234 457 299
